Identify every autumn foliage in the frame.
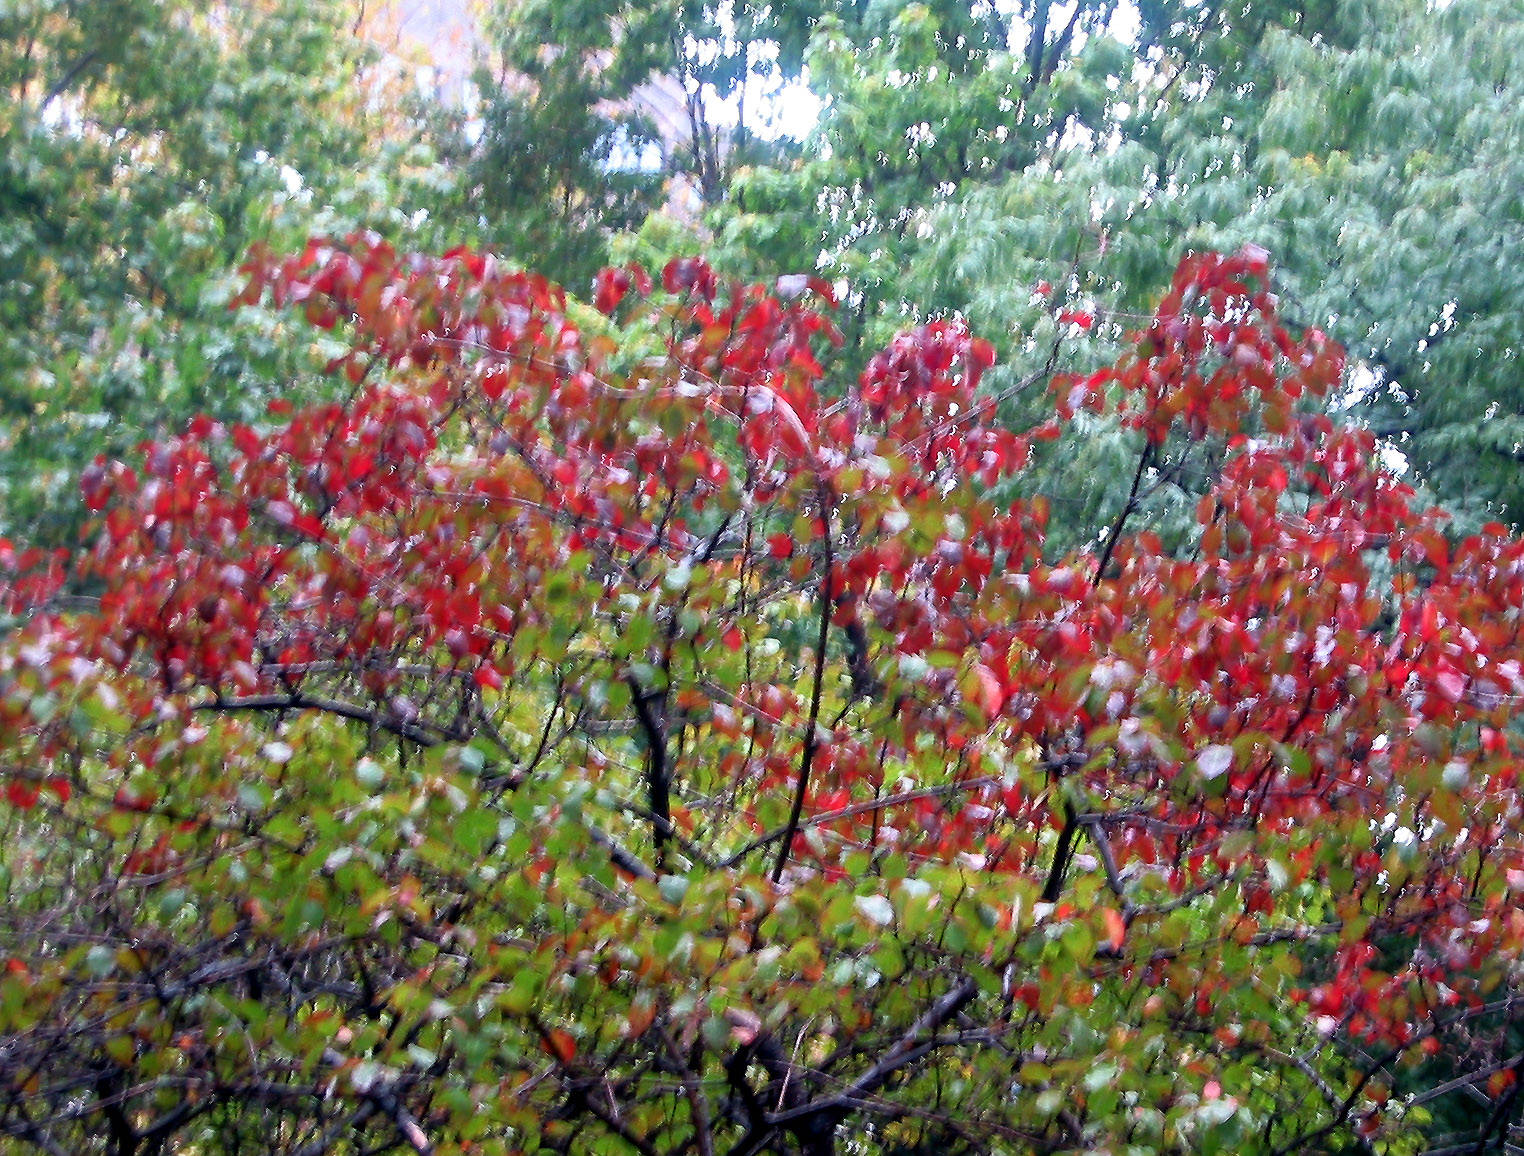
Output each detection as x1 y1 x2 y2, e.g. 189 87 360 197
3 238 1524 1154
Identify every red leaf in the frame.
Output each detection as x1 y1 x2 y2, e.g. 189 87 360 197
113 789 155 813
593 267 632 315
543 1028 577 1064
966 663 1003 718
5 780 39 809
1420 601 1440 643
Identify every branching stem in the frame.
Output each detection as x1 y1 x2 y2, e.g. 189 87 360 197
772 498 835 883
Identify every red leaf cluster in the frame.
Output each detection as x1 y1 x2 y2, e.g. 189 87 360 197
17 236 1524 1092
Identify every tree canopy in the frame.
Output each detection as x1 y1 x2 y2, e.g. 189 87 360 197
0 0 453 548
6 0 1524 1151
12 0 1524 539
665 0 1524 528
4 240 1524 1153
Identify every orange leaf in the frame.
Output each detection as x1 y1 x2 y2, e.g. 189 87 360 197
625 999 655 1039
543 1028 577 1064
961 662 1003 718
1102 907 1126 953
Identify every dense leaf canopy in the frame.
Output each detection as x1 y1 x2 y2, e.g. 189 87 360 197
680 0 1524 528
4 241 1524 1153
0 0 451 547
5 0 1524 1151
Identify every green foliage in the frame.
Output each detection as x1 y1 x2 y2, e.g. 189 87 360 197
467 0 815 288
700 0 1524 532
0 0 456 548
3 240 1522 1153
5 0 1524 1149
1132 0 1524 526
467 0 672 286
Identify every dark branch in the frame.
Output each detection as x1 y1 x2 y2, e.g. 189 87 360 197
1042 799 1079 903
198 692 444 747
770 976 981 1129
627 676 672 870
772 503 836 884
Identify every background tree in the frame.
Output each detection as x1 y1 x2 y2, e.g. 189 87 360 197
0 0 456 548
467 0 672 287
4 239 1524 1153
1119 0 1524 526
13 0 1521 546
464 0 837 285
674 0 1524 531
